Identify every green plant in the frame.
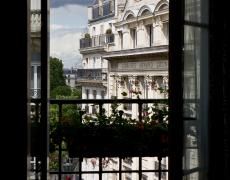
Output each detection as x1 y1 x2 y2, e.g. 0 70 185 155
84 33 90 39
105 28 112 34
50 89 168 157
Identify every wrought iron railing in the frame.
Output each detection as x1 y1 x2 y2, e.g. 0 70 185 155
80 34 114 49
30 98 168 180
77 68 107 81
30 88 41 98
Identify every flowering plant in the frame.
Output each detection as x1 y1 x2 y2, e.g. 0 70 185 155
49 97 168 158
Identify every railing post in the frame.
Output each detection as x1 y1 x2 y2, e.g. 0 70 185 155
138 102 143 122
99 103 103 117
158 156 162 180
58 103 62 180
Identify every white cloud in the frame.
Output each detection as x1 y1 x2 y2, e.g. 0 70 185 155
50 4 88 68
50 27 85 68
50 24 68 31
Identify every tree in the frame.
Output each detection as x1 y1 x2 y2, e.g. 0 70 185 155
50 57 66 92
51 85 72 98
50 57 71 98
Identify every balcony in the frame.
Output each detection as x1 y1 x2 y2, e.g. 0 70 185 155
30 98 168 180
76 68 107 85
30 88 41 98
80 34 114 53
90 0 115 22
104 45 168 60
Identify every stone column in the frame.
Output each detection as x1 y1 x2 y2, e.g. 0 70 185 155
163 76 169 98
128 75 136 98
128 75 138 119
153 16 163 45
81 87 86 111
136 21 145 48
144 75 152 99
88 89 93 114
96 89 101 99
152 76 160 99
123 25 130 49
116 76 124 99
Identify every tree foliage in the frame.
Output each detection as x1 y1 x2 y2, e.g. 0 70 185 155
50 57 66 92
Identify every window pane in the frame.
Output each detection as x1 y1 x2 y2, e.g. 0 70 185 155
102 173 119 180
183 24 209 179
185 0 209 24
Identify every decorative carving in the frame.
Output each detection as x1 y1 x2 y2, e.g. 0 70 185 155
116 60 168 71
118 0 127 11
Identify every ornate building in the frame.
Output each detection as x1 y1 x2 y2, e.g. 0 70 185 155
79 1 169 180
30 0 41 98
104 0 169 119
78 0 116 114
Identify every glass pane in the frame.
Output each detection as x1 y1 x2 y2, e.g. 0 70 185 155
122 157 139 170
142 172 168 180
185 0 209 24
122 173 138 180
183 24 209 179
82 158 99 171
102 173 119 180
183 172 199 180
82 174 99 180
183 25 201 118
183 122 199 170
102 157 119 171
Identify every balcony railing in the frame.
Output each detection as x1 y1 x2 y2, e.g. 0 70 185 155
30 98 168 180
30 88 41 98
80 34 114 49
92 0 115 20
77 68 107 81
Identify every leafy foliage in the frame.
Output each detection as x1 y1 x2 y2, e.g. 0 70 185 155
51 85 72 98
50 57 67 97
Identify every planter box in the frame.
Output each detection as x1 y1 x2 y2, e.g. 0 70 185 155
62 125 168 158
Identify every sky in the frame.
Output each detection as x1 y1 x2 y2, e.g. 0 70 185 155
50 0 94 68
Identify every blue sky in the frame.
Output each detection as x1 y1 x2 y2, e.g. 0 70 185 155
50 1 93 68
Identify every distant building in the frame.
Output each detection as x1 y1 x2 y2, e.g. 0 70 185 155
30 0 41 99
63 68 77 88
78 1 169 180
78 0 116 115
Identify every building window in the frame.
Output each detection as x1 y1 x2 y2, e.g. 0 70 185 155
37 66 41 89
31 66 34 89
92 26 96 35
101 58 103 68
146 25 153 47
118 31 123 49
163 22 169 43
131 28 137 48
93 90 97 99
86 89 89 99
93 57 96 68
100 24 104 34
101 91 105 99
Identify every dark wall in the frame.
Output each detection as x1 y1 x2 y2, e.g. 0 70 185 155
209 0 229 180
2 0 29 179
